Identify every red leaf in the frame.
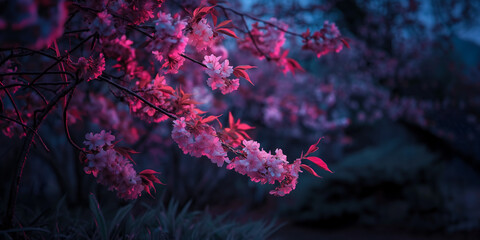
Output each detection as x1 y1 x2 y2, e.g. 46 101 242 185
300 164 322 177
234 65 257 70
302 28 311 38
140 169 159 175
115 146 139 163
237 123 254 130
228 112 234 128
216 20 232 28
305 156 333 173
210 12 218 26
286 58 305 74
340 38 350 48
305 137 322 155
201 114 223 127
233 69 254 85
216 28 238 38
140 169 165 194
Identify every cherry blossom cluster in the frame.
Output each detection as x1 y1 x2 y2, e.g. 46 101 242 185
227 140 302 196
102 35 137 76
187 18 215 50
236 19 308 74
237 18 287 60
83 0 164 26
70 53 106 81
202 54 240 94
128 74 174 123
67 92 140 144
169 112 330 196
301 21 345 58
82 130 160 199
172 117 229 167
1 1 345 201
149 12 188 74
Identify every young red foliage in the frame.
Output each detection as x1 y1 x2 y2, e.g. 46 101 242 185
216 28 238 38
305 156 333 173
300 164 322 178
201 114 223 127
222 112 254 146
215 20 232 28
233 65 256 85
140 169 164 196
299 138 332 177
115 146 140 164
340 38 350 48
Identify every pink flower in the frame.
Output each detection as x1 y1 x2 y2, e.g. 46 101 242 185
237 18 287 59
75 53 105 81
83 130 115 150
187 18 214 50
302 21 344 58
82 131 163 199
149 12 188 74
89 10 116 37
127 74 175 123
172 117 229 167
202 55 238 94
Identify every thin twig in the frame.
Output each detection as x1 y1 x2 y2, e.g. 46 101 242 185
63 87 84 152
216 5 304 38
179 54 208 68
241 15 271 61
0 114 50 152
5 80 80 228
0 71 76 80
0 82 26 135
29 34 96 86
98 76 178 120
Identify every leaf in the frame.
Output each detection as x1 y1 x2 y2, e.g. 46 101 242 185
139 169 159 175
301 28 311 38
237 123 254 130
234 65 257 70
233 69 254 85
140 170 165 197
216 28 238 38
305 137 323 156
300 164 321 177
287 58 305 73
109 201 135 235
280 49 289 59
115 146 139 163
341 38 350 48
228 112 234 128
215 20 232 28
305 156 333 173
89 193 108 240
211 12 218 26
201 114 223 127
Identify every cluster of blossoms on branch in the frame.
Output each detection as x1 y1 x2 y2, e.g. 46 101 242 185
301 21 346 58
0 1 346 200
81 130 161 199
238 18 287 60
172 116 229 167
202 54 239 94
150 12 188 74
